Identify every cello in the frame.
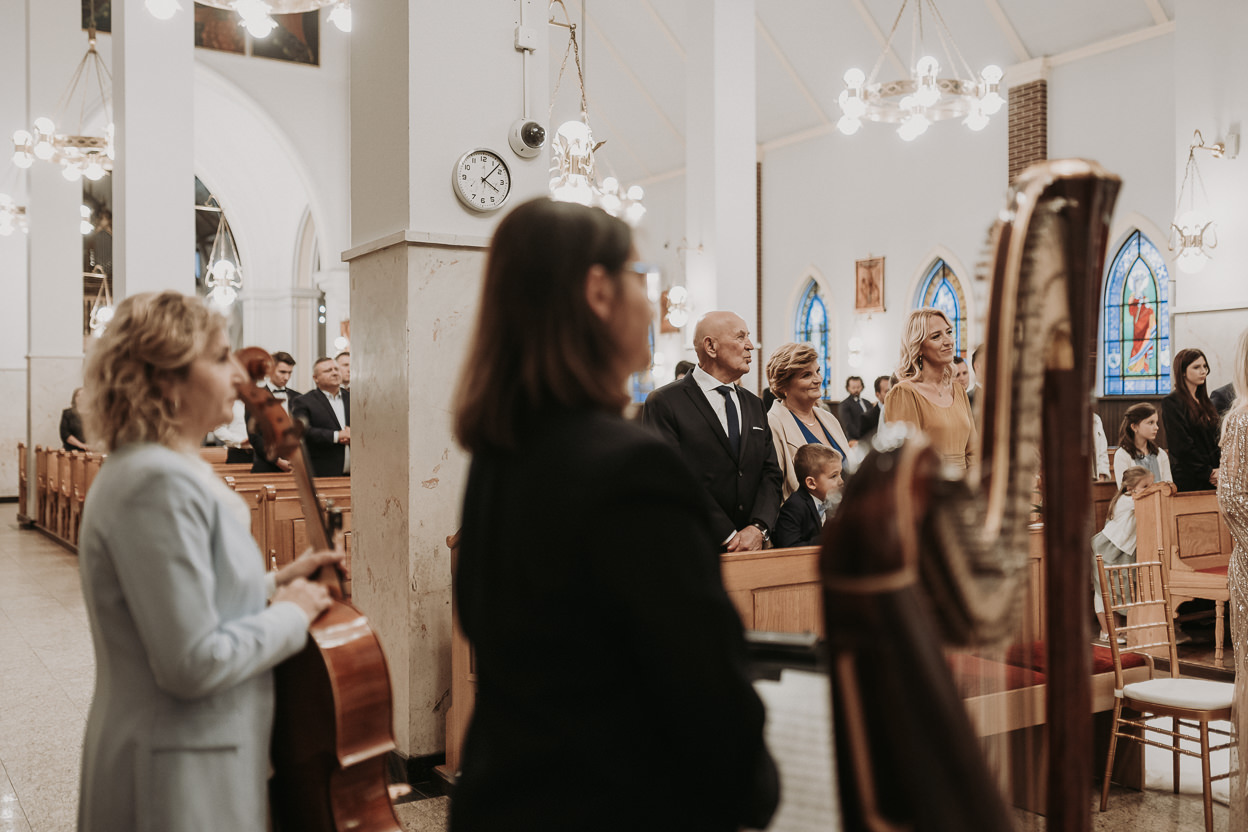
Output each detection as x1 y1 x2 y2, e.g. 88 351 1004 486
234 348 404 832
821 160 1122 829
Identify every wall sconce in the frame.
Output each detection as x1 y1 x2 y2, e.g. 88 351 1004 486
1170 129 1237 275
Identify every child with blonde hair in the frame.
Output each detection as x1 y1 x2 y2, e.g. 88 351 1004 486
1091 465 1154 640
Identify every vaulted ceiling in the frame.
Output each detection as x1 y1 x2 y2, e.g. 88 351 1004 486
548 0 1176 186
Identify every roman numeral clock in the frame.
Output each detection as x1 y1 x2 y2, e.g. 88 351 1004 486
453 148 512 212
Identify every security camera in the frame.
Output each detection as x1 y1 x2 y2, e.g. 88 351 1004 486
509 119 547 159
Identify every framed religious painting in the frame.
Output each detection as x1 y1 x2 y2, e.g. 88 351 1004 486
855 257 885 313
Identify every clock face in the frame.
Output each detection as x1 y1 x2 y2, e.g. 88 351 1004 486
453 149 511 212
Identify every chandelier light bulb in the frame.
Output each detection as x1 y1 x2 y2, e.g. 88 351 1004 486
210 259 238 283
601 176 619 193
83 160 106 181
33 140 55 161
0 223 11 238
95 305 114 325
328 2 352 33
33 117 54 135
844 67 866 89
836 116 862 136
145 0 182 19
963 107 989 132
63 165 83 182
666 307 689 329
13 151 33 169
599 192 622 215
1176 246 1209 275
553 174 594 207
626 185 644 201
12 130 31 146
623 201 646 226
667 285 688 305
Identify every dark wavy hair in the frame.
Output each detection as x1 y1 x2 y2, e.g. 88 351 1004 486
453 198 633 452
1171 348 1219 427
1118 402 1160 458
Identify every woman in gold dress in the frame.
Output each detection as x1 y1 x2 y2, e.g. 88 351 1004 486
884 307 976 470
1218 327 1248 825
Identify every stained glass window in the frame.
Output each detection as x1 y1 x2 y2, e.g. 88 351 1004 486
795 279 832 399
915 260 968 355
1103 231 1171 396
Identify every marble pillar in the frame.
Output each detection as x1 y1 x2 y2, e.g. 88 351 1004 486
112 0 195 298
349 0 550 761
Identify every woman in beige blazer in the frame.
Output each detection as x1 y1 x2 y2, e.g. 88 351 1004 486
765 343 853 500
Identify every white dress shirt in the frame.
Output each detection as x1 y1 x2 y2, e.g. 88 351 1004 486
324 388 349 474
692 365 742 438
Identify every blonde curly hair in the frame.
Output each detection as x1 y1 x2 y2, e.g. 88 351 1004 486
896 307 954 385
766 342 820 399
83 291 226 452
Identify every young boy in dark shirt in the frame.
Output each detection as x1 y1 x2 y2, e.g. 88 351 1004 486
772 444 844 548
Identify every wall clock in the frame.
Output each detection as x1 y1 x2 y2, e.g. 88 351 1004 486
453 148 512 212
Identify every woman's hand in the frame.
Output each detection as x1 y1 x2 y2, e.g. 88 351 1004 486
275 546 347 587
1211 468 1221 488
273 577 332 624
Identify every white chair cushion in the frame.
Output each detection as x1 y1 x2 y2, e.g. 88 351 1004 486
1123 677 1234 711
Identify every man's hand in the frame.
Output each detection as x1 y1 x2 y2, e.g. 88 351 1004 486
728 525 765 552
338 426 351 444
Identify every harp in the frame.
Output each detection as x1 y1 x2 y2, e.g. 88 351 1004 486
822 160 1121 830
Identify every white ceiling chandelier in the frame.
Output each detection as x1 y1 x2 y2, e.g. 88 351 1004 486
547 0 645 225
11 25 113 182
202 197 244 307
836 0 1004 141
182 0 352 36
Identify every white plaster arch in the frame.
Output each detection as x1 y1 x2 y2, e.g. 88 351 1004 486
193 61 331 298
904 245 978 355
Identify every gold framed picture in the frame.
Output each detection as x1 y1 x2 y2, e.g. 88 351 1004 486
855 257 885 313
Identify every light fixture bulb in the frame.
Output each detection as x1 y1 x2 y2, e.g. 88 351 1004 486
63 165 83 182
145 0 181 19
963 109 989 131
12 130 31 145
981 64 1004 84
836 116 862 136
81 220 94 235
1176 246 1209 275
601 176 619 193
33 141 55 161
666 308 689 329
626 185 644 201
843 67 866 88
95 305 114 324
556 120 592 156
916 55 940 77
623 202 646 226
83 161 106 181
599 192 621 215
552 174 594 207
328 2 352 33
12 151 33 169
667 285 688 305
33 117 54 135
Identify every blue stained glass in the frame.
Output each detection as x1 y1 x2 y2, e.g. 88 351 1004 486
916 260 968 355
795 280 832 399
629 325 656 403
1103 231 1170 396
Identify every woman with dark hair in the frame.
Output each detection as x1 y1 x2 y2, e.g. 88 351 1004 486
1113 401 1173 486
1163 347 1222 491
60 387 88 451
450 198 777 832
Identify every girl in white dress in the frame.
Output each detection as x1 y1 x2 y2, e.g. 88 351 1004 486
1091 465 1154 640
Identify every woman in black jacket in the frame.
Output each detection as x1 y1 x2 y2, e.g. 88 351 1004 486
449 199 777 832
60 387 88 451
1162 347 1221 491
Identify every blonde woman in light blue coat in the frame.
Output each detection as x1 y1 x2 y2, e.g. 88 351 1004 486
76 292 340 832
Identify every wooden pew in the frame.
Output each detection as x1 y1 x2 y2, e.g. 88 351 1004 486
68 453 86 545
261 493 353 593
44 450 60 532
199 446 228 464
58 452 73 540
1092 478 1118 536
17 442 27 522
1133 482 1232 661
35 447 49 529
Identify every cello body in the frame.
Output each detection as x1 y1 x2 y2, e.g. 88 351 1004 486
270 601 403 832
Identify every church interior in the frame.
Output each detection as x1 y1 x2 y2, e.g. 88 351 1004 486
2 0 1247 829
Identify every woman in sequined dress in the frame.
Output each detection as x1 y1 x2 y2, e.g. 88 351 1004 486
1217 328 1248 825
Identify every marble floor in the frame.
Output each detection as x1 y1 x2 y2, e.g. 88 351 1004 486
0 505 1231 831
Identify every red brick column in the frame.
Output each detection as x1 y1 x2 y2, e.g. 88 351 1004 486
1008 79 1048 182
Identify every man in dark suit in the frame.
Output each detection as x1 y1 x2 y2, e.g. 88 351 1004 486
250 351 300 473
837 375 874 447
644 311 782 551
290 356 350 477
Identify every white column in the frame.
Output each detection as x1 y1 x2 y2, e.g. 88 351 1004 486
25 0 85 499
349 0 549 761
112 0 195 298
0 0 30 497
685 0 758 377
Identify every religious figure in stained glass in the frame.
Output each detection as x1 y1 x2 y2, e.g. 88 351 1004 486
915 260 968 355
1103 230 1170 396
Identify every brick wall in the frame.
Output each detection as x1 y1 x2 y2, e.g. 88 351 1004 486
1008 79 1048 182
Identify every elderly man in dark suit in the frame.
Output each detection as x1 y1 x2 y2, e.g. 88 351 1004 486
291 356 350 477
644 311 782 551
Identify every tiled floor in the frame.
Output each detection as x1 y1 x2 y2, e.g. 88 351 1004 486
0 505 1231 831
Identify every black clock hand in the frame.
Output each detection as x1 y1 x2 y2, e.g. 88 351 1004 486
482 178 500 193
480 162 502 183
